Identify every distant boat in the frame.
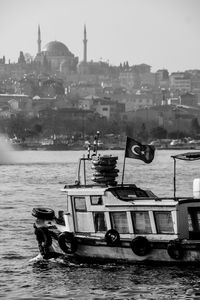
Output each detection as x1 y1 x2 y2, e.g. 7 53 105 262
149 139 195 150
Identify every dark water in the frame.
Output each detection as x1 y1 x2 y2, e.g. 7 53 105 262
1 149 200 299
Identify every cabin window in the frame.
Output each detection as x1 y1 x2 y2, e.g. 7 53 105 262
110 212 129 233
76 212 93 232
154 212 174 234
112 188 148 200
131 211 152 234
74 197 87 211
90 195 103 205
93 212 107 232
188 207 200 239
117 189 137 199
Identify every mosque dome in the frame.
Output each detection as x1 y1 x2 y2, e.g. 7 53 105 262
42 41 72 57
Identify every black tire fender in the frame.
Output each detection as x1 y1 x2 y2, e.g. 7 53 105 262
130 236 151 256
58 232 77 254
34 227 52 258
167 240 183 260
35 227 52 247
32 207 55 220
105 229 120 246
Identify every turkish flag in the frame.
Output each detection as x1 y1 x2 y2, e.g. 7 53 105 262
125 137 155 164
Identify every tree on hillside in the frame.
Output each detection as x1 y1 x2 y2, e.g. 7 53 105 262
191 117 200 137
137 123 148 142
18 51 26 64
7 114 27 140
150 126 167 139
168 131 186 139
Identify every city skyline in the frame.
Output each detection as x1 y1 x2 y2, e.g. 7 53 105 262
1 0 200 73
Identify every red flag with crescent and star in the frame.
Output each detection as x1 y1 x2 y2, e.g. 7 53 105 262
125 137 155 164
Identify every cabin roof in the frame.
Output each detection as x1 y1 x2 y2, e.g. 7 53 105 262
61 185 106 195
61 184 157 199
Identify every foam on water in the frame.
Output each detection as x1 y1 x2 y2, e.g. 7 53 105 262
29 253 44 263
29 253 76 267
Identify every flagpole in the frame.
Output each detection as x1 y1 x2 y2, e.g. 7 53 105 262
173 157 176 198
121 137 127 185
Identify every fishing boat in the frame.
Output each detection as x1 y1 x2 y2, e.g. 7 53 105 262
32 133 200 263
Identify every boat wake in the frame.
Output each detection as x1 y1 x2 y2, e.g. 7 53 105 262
29 253 77 267
29 253 44 263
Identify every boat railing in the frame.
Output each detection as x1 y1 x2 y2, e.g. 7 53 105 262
106 196 195 202
62 182 107 190
148 196 195 202
171 152 200 198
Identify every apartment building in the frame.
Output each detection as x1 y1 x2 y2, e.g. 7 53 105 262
170 72 191 91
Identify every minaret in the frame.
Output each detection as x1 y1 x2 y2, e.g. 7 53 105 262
83 24 87 63
37 25 41 54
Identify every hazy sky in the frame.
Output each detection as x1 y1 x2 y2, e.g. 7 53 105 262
1 0 200 73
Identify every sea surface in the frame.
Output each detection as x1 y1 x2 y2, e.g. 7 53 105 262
1 148 200 299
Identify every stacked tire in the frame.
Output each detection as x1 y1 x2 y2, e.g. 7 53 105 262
91 155 119 186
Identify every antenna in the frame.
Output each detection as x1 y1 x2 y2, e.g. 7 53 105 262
87 142 91 159
76 131 101 185
93 131 100 155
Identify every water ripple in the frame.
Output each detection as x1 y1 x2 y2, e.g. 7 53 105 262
1 150 200 299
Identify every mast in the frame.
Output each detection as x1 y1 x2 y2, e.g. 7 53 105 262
173 157 176 198
83 24 87 63
37 25 41 54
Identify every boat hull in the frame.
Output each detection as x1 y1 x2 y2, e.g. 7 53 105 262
73 240 200 264
36 231 200 264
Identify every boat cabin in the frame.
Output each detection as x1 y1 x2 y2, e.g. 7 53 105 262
61 183 200 243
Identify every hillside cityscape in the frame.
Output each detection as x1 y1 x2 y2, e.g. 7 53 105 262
1 25 200 150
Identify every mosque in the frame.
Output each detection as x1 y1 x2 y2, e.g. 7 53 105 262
35 25 88 75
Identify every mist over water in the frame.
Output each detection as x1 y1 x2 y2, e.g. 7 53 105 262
0 135 87 165
0 135 15 164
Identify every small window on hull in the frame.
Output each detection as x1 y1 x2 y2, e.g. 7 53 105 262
90 196 103 205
